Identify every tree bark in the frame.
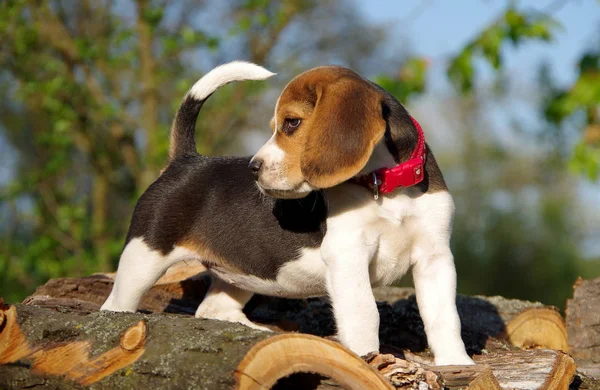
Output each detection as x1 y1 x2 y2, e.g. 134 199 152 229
0 303 576 390
3 270 598 388
567 277 600 379
0 303 271 389
24 269 569 355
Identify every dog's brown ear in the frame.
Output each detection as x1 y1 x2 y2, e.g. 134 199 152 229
301 79 386 188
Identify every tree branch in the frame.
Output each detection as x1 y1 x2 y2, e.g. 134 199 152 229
136 0 161 189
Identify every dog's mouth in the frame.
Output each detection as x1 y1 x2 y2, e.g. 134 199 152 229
257 183 313 199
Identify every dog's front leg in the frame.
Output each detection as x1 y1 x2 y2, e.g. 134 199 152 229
412 247 474 365
322 232 379 357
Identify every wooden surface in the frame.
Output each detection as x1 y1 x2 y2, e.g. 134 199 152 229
474 350 575 390
505 307 569 352
25 272 569 354
567 277 600 379
236 334 395 390
0 303 577 389
1 267 597 389
0 303 271 389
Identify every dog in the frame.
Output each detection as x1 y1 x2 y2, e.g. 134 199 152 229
101 61 474 366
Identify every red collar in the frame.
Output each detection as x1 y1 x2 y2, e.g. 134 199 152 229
352 116 426 199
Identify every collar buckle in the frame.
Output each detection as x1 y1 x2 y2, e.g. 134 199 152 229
372 172 379 200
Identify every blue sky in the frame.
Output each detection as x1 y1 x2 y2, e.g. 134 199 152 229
357 0 599 87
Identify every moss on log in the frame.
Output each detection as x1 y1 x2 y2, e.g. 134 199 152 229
0 303 578 390
2 269 598 389
25 275 567 357
0 303 271 389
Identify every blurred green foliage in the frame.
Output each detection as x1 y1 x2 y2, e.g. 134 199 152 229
0 0 294 301
0 0 598 309
446 8 600 181
547 52 600 180
375 58 429 102
438 7 599 307
447 8 558 93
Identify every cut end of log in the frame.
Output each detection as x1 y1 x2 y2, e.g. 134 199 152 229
236 335 510 390
5 273 598 388
235 333 394 390
475 349 576 390
0 305 32 365
120 320 147 351
505 307 569 352
1 305 149 386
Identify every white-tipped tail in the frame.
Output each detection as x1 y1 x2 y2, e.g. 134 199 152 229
188 61 275 101
169 61 275 160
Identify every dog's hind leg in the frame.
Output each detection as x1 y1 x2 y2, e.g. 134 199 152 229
101 238 192 312
195 276 271 332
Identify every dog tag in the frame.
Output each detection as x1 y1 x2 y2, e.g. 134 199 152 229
373 173 379 200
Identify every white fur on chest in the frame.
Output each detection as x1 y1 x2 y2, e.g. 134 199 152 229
325 184 424 287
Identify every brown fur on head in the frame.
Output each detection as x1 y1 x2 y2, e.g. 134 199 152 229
252 66 387 198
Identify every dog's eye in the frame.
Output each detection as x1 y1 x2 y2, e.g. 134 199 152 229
282 118 301 134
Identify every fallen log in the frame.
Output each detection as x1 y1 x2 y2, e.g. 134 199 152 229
2 266 594 388
0 303 576 389
23 261 210 315
0 302 272 389
25 266 569 355
567 277 600 379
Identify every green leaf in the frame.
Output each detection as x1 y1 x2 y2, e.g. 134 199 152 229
238 15 252 32
53 119 71 135
569 143 600 180
162 36 179 54
505 8 525 28
374 57 429 102
143 8 163 27
258 12 269 26
448 8 560 94
206 37 219 50
182 26 196 44
448 49 474 93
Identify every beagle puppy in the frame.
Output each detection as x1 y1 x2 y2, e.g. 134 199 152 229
101 61 474 365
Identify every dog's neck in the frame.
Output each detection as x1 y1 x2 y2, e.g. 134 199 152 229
357 141 397 176
352 130 429 197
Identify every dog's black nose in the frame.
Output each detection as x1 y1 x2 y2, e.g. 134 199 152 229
248 158 263 180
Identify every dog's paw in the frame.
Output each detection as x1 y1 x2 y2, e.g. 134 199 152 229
434 354 475 366
99 301 135 313
241 321 272 332
196 309 272 332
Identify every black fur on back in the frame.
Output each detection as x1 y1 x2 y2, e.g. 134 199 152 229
126 155 327 279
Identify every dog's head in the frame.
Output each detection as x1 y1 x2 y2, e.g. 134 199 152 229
250 66 390 199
